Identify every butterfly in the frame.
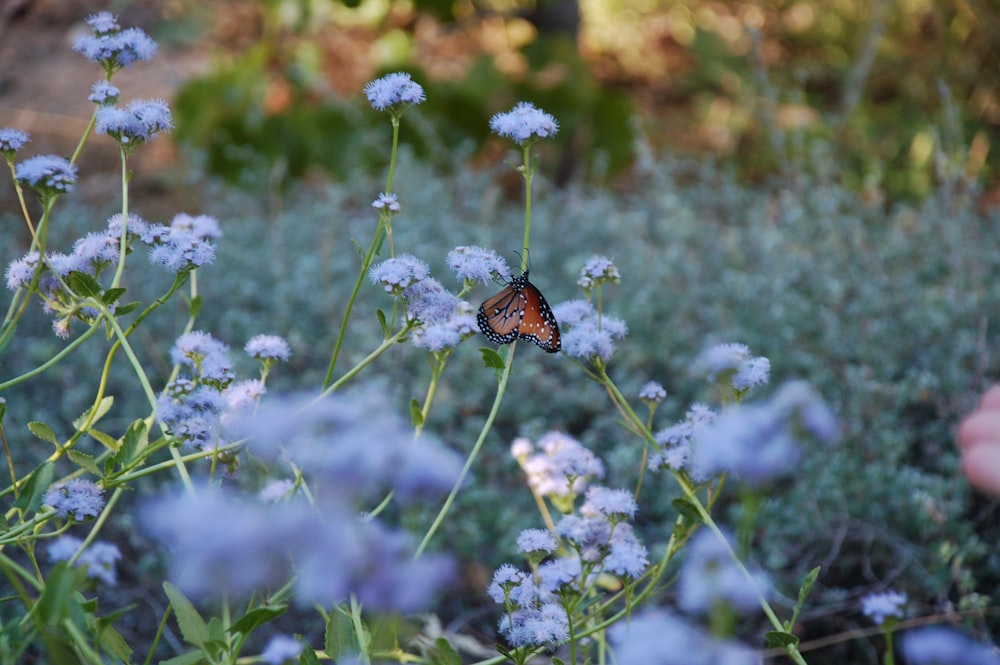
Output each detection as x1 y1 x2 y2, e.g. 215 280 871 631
477 271 561 353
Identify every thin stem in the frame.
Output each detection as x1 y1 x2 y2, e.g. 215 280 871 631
520 145 533 270
415 342 518 557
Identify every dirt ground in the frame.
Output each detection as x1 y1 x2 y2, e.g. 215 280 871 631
0 0 206 215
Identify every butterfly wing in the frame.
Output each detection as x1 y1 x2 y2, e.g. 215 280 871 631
477 283 524 344
515 280 561 353
477 273 561 353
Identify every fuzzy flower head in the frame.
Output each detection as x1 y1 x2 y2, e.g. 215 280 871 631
170 213 222 239
44 478 105 521
410 300 477 352
15 155 78 197
487 563 536 607
639 381 667 404
372 192 400 212
861 590 908 626
96 99 173 149
900 627 1000 665
648 403 715 474
691 381 838 486
516 528 559 560
515 432 605 510
490 102 559 145
498 603 570 648
580 486 637 523
73 13 158 74
403 278 460 325
47 536 121 585
369 254 430 296
693 342 771 394
678 529 771 615
552 299 628 364
260 635 303 665
5 251 40 291
170 331 234 388
577 255 621 290
88 80 120 105
148 227 216 274
447 246 512 285
364 72 426 113
0 127 29 157
245 335 291 362
609 610 760 665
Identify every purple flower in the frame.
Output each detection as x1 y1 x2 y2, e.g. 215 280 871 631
260 635 303 665
221 379 267 427
693 342 771 392
170 213 222 239
0 127 29 155
487 563 535 605
603 523 649 579
96 99 173 146
861 589 908 625
364 72 426 111
691 381 838 486
490 102 559 145
648 403 715 473
170 331 234 388
900 627 1000 665
609 610 760 665
43 478 105 520
403 278 460 325
73 16 158 71
15 155 77 195
259 478 295 503
372 192 400 211
577 255 620 289
106 212 158 243
678 529 770 614
639 381 667 403
228 391 463 505
447 246 512 285
5 251 40 290
580 486 637 522
47 535 121 585
148 228 216 273
144 486 454 610
158 383 224 449
516 432 605 501
245 335 291 362
88 80 120 105
369 254 430 295
554 299 628 362
411 301 477 351
538 557 581 593
516 528 559 556
556 514 611 562
498 603 570 648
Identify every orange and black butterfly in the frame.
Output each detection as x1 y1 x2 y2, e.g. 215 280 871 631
477 271 561 353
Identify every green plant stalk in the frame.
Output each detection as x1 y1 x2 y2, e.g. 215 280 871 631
350 595 371 665
384 115 400 257
61 617 104 665
415 342 518 557
0 196 58 343
520 145 533 270
321 222 388 389
143 604 173 665
415 350 451 438
68 487 122 567
111 146 129 289
316 322 414 404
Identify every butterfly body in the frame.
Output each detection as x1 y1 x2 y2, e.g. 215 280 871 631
477 271 561 353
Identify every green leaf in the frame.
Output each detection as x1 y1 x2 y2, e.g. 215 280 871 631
300 644 321 665
0 321 15 354
96 621 132 663
73 396 114 431
479 347 505 370
764 630 800 650
114 301 140 317
14 461 54 513
228 605 288 636
670 497 703 524
164 582 209 649
325 608 356 660
410 398 424 428
190 294 203 318
87 428 119 452
102 287 127 305
67 450 103 478
35 562 88 625
114 420 148 468
430 637 462 665
553 659 567 665
28 421 59 445
797 566 821 605
68 271 102 298
160 652 206 665
376 308 388 336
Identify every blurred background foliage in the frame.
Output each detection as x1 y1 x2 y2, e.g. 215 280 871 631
162 0 998 199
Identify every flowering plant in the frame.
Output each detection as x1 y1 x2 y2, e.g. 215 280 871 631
0 10 994 665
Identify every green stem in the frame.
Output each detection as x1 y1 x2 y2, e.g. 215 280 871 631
415 342 518 557
520 145 533 270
